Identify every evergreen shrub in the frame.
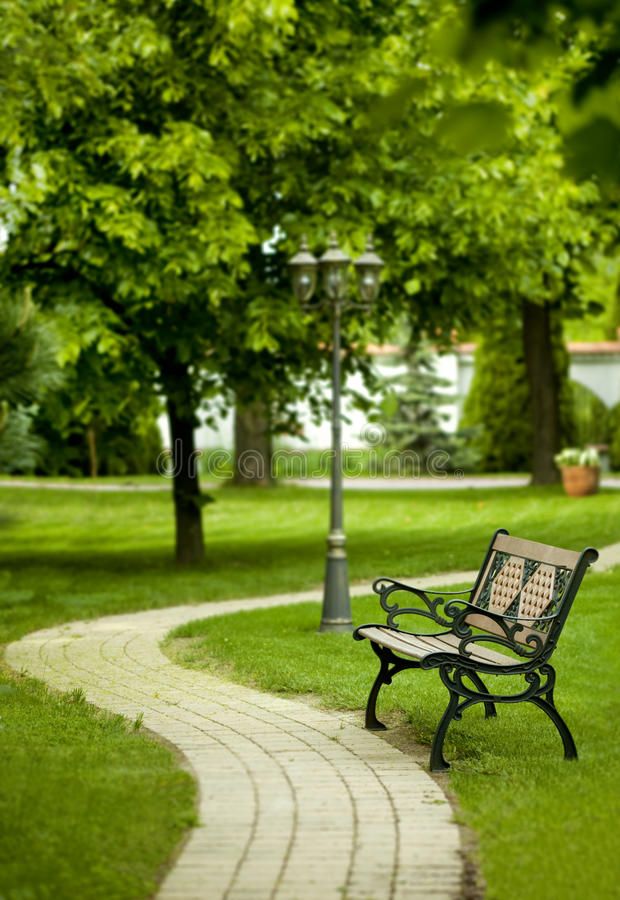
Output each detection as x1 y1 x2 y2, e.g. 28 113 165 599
570 381 610 448
461 315 573 472
609 402 620 471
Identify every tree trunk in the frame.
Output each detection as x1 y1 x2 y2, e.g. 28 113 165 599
233 399 273 486
165 373 205 565
522 300 561 485
86 424 98 478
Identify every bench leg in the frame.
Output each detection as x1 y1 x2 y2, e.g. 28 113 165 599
430 687 459 772
365 644 390 730
365 643 419 731
529 697 578 761
467 671 497 719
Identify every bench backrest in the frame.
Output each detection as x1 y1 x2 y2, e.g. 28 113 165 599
467 530 598 651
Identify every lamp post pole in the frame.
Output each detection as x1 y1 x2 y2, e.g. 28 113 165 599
289 232 384 633
322 292 351 631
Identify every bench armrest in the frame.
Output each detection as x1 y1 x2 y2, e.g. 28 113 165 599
372 577 474 629
443 599 559 659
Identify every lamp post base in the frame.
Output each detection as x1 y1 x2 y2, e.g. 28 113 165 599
319 532 352 633
319 617 353 633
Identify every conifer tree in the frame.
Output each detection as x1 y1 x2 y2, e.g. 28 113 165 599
379 336 453 461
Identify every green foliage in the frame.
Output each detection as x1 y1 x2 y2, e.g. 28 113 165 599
0 289 58 406
555 446 601 467
1 0 607 383
573 251 620 340
34 405 163 477
460 1 620 192
20 301 163 476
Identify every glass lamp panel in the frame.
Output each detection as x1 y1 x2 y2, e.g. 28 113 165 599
323 264 348 301
356 266 380 303
289 237 318 304
353 236 383 304
293 265 317 303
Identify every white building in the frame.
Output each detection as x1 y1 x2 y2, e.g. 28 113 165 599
160 340 620 450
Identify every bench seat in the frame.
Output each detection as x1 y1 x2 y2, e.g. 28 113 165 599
356 625 517 668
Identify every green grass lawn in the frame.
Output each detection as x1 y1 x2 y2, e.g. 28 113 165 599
3 482 620 644
0 675 197 899
1 480 620 898
167 570 620 900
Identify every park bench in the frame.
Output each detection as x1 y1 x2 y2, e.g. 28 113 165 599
354 529 598 772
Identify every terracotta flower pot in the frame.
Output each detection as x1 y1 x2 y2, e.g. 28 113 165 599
560 465 600 497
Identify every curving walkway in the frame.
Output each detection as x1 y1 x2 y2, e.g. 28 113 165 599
5 575 480 900
6 544 619 900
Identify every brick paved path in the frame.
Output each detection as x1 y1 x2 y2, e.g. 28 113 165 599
6 576 479 900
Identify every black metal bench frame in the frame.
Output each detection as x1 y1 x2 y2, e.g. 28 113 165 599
354 529 598 772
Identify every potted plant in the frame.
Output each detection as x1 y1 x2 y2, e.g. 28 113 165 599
554 447 601 497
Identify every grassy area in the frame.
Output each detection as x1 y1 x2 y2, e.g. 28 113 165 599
0 674 197 899
1 481 619 898
2 483 620 644
167 568 620 900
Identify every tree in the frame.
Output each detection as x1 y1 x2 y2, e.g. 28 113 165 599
0 1 299 561
372 43 610 482
376 337 453 459
232 400 273 487
0 0 467 558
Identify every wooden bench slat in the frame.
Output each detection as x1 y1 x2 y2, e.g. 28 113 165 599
357 625 516 667
493 534 580 568
394 630 511 666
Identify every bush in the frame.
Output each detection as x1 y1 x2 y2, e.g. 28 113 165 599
569 381 610 447
461 314 573 472
609 402 620 471
461 328 532 472
32 401 163 477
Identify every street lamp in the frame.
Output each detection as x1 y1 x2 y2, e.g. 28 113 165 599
290 232 384 632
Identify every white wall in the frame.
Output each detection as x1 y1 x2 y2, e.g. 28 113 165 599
158 348 620 450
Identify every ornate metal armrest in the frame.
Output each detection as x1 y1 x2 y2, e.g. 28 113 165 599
372 577 474 629
443 599 560 660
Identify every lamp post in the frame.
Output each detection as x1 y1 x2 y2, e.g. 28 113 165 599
289 233 384 632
